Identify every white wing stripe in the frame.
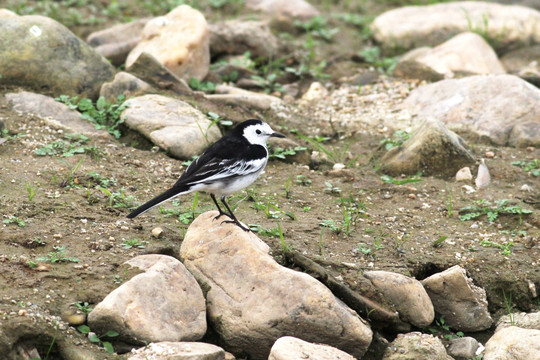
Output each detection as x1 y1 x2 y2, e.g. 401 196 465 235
187 158 267 185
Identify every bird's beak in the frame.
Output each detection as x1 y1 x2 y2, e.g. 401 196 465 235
271 131 285 138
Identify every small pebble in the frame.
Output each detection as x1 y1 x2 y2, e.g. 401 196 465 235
333 163 346 170
152 227 163 238
484 151 495 158
53 233 62 239
408 193 416 199
456 167 473 182
521 184 533 192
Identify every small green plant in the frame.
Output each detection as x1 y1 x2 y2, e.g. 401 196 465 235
277 221 289 253
98 187 136 209
357 242 373 255
34 133 102 158
1 128 25 141
502 290 515 325
320 219 341 234
36 246 79 264
58 156 85 188
340 196 367 235
87 171 117 188
480 239 514 255
283 176 292 198
56 95 128 139
295 175 312 186
431 235 448 248
333 13 373 38
3 216 26 227
295 132 358 167
26 183 37 201
77 325 118 354
74 301 94 315
380 130 410 150
294 16 339 42
381 174 423 185
285 33 329 79
251 72 285 94
159 198 209 225
459 199 532 223
121 238 148 249
324 182 341 194
360 46 398 74
512 159 539 177
394 235 408 254
249 224 281 237
189 78 217 92
269 146 307 160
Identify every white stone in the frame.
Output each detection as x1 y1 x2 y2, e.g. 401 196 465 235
126 5 210 81
269 336 356 360
403 74 540 147
88 255 206 343
122 94 221 159
456 167 473 182
484 326 540 360
180 211 372 359
382 332 452 360
372 1 540 52
422 265 493 332
364 271 434 328
395 32 505 80
128 342 225 360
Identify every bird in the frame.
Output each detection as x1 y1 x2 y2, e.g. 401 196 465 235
127 119 285 231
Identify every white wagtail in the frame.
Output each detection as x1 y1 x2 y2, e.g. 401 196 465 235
127 119 285 231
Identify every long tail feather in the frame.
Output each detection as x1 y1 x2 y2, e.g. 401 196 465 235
127 186 190 218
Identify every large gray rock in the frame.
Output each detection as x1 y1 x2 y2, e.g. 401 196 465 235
379 119 476 177
395 32 505 81
126 5 210 81
128 342 225 360
122 94 221 159
422 265 493 332
210 20 278 59
88 255 207 344
382 332 452 360
484 326 540 360
5 92 109 138
372 1 540 52
180 211 372 360
0 15 115 99
245 0 319 19
87 18 150 66
364 271 434 328
402 74 540 147
269 336 356 360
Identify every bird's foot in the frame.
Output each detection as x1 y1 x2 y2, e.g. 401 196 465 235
213 212 227 221
221 219 251 232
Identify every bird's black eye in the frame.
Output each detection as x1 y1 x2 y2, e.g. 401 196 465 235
256 129 262 135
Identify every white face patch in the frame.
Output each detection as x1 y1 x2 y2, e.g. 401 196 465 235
242 122 276 146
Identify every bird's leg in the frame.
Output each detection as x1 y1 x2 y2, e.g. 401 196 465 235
220 196 251 232
210 194 229 220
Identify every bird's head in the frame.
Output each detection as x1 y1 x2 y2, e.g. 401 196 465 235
237 119 285 146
